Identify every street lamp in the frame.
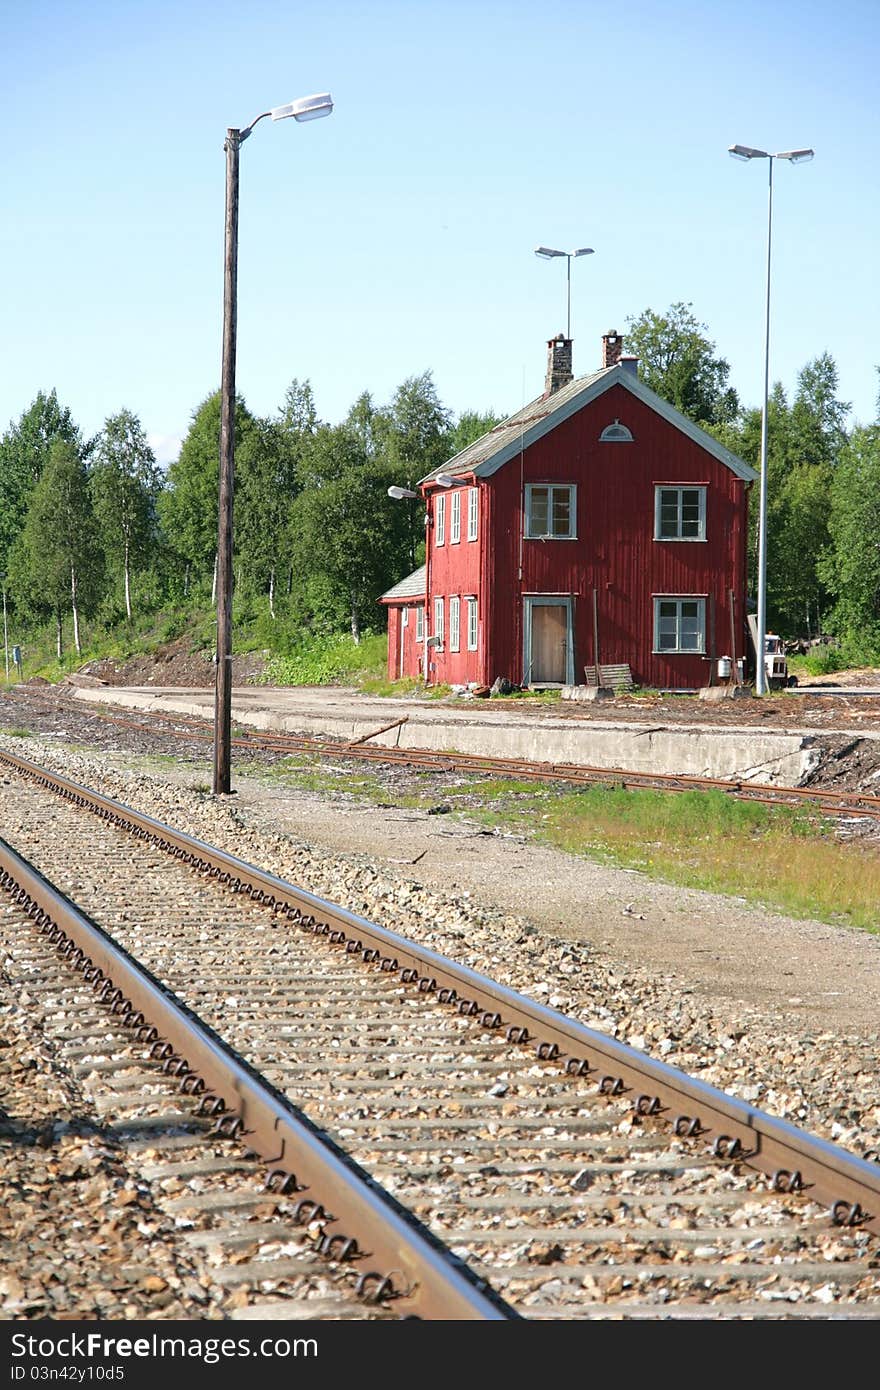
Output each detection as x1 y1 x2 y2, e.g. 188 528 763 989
728 144 813 695
534 246 595 340
213 92 333 795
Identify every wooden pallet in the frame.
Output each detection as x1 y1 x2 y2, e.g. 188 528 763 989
583 663 634 691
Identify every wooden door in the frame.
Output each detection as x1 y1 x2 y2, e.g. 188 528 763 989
531 603 568 683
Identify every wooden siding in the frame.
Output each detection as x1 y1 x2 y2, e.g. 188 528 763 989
383 602 424 680
443 383 749 690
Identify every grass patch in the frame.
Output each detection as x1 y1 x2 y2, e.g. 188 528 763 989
480 784 878 932
1 726 34 738
259 632 387 688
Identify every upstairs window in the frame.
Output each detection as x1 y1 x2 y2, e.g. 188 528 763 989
450 490 461 544
467 486 479 541
654 597 706 653
525 484 577 539
655 486 706 540
435 494 446 545
599 419 633 442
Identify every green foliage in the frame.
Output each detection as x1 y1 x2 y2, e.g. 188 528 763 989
449 409 503 454
8 439 104 652
91 408 161 620
820 425 880 655
624 302 739 428
0 390 84 578
158 392 255 586
260 631 387 686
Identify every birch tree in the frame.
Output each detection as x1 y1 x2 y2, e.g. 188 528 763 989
91 409 161 620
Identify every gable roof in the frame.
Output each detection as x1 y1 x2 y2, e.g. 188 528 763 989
419 364 758 486
380 564 426 604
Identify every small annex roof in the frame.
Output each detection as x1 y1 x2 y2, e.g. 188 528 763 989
419 364 758 486
380 564 426 604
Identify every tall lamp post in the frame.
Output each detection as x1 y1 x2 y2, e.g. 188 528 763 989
214 91 333 795
728 143 813 694
533 246 594 340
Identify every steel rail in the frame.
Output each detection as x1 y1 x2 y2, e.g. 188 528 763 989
2 744 879 1240
0 829 516 1321
19 690 880 819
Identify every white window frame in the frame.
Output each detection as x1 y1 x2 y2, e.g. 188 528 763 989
466 596 478 651
449 595 460 652
654 485 707 542
524 483 577 539
653 596 707 654
415 606 424 643
450 491 461 544
433 596 444 647
467 486 479 541
435 493 446 546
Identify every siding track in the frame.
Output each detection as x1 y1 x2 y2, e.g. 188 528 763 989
2 746 880 1320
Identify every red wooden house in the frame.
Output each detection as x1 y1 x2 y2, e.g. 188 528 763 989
382 331 757 691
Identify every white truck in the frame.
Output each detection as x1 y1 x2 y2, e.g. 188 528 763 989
747 615 797 689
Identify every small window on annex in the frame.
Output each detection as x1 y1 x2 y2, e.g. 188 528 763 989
655 486 706 540
415 606 424 642
654 597 706 654
525 484 576 539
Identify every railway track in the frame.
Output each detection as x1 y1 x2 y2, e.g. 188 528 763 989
2 745 880 1319
14 685 880 821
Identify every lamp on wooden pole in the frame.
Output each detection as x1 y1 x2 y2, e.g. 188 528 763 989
213 92 333 795
728 143 813 694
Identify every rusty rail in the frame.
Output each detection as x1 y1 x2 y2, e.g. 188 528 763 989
18 690 880 820
2 743 879 1240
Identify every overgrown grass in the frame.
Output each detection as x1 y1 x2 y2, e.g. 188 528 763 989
246 753 880 932
258 632 388 687
475 784 879 931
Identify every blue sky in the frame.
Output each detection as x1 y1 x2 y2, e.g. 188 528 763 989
2 0 878 464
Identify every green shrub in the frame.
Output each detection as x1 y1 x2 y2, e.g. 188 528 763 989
259 632 387 686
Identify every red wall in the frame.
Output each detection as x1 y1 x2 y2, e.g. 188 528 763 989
384 602 424 680
426 384 749 690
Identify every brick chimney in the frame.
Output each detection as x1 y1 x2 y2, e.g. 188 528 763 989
545 333 573 395
602 330 623 368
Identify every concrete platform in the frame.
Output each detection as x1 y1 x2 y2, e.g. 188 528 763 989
67 683 852 787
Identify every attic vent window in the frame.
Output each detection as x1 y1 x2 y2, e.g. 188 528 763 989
599 419 633 442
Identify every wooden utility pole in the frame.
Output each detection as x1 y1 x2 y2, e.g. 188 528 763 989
213 128 240 795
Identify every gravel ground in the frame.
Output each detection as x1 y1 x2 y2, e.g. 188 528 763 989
1 712 878 1183
0 966 222 1319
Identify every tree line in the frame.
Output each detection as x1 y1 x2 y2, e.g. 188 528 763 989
1 304 878 665
0 375 496 659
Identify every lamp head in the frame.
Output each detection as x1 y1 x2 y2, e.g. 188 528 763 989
388 485 418 500
534 246 565 259
433 473 455 488
271 93 334 123
571 247 595 257
728 143 768 160
777 148 814 163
